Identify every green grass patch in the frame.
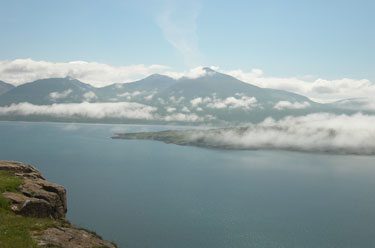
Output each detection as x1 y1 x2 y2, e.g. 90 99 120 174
0 170 115 248
0 171 23 193
0 171 23 211
0 196 9 211
0 208 63 248
0 171 60 247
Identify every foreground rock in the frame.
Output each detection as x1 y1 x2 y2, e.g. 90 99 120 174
33 227 116 248
0 160 66 219
0 160 116 248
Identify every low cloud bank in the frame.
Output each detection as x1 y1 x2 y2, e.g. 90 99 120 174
190 95 258 110
163 113 204 122
185 113 375 155
206 96 258 110
335 98 375 111
0 102 213 122
0 102 157 120
222 68 375 103
274 101 310 110
0 59 168 87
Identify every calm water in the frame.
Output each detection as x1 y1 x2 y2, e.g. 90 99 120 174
1 121 375 248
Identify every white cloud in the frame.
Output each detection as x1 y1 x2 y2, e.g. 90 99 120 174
166 107 176 113
191 95 258 110
185 113 375 155
163 113 203 122
274 101 310 110
206 96 258 110
0 59 218 87
335 98 375 111
223 68 264 82
181 106 190 112
0 59 168 87
164 67 217 79
49 89 72 100
156 1 203 67
117 91 143 99
1 59 373 103
0 101 216 123
0 102 157 120
220 68 375 103
168 96 185 104
144 91 157 101
144 94 153 101
83 91 97 101
190 97 203 107
114 84 124 89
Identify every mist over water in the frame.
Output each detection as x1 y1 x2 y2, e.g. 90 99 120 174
1 121 375 248
185 113 375 155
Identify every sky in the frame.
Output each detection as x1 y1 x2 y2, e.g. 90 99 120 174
0 0 374 102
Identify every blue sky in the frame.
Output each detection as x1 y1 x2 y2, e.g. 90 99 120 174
0 0 374 81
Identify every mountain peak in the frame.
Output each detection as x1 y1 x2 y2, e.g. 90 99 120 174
202 67 216 73
145 73 173 80
65 76 75 80
0 80 15 95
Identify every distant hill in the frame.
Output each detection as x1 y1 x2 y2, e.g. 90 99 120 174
328 98 375 112
97 74 177 102
155 68 309 102
0 77 96 105
0 81 15 96
0 68 364 125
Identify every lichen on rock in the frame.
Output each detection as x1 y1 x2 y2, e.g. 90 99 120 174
34 227 116 248
0 160 116 248
0 160 67 219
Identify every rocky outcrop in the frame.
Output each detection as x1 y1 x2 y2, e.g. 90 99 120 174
34 227 116 248
0 160 116 248
0 160 67 219
0 160 45 179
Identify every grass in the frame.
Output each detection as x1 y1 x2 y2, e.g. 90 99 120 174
0 170 116 248
0 171 23 211
0 208 63 248
0 171 62 248
0 171 23 194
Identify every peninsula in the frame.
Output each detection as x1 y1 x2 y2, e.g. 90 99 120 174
112 123 375 155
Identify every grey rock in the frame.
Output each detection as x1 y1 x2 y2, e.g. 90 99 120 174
34 227 116 248
0 160 66 219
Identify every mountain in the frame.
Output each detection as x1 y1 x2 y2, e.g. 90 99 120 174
0 77 96 105
104 73 177 92
0 81 15 95
0 68 360 125
329 97 375 112
96 74 177 102
153 68 312 104
125 68 325 123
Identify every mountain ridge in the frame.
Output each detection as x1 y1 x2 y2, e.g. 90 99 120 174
0 80 15 96
0 69 368 125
